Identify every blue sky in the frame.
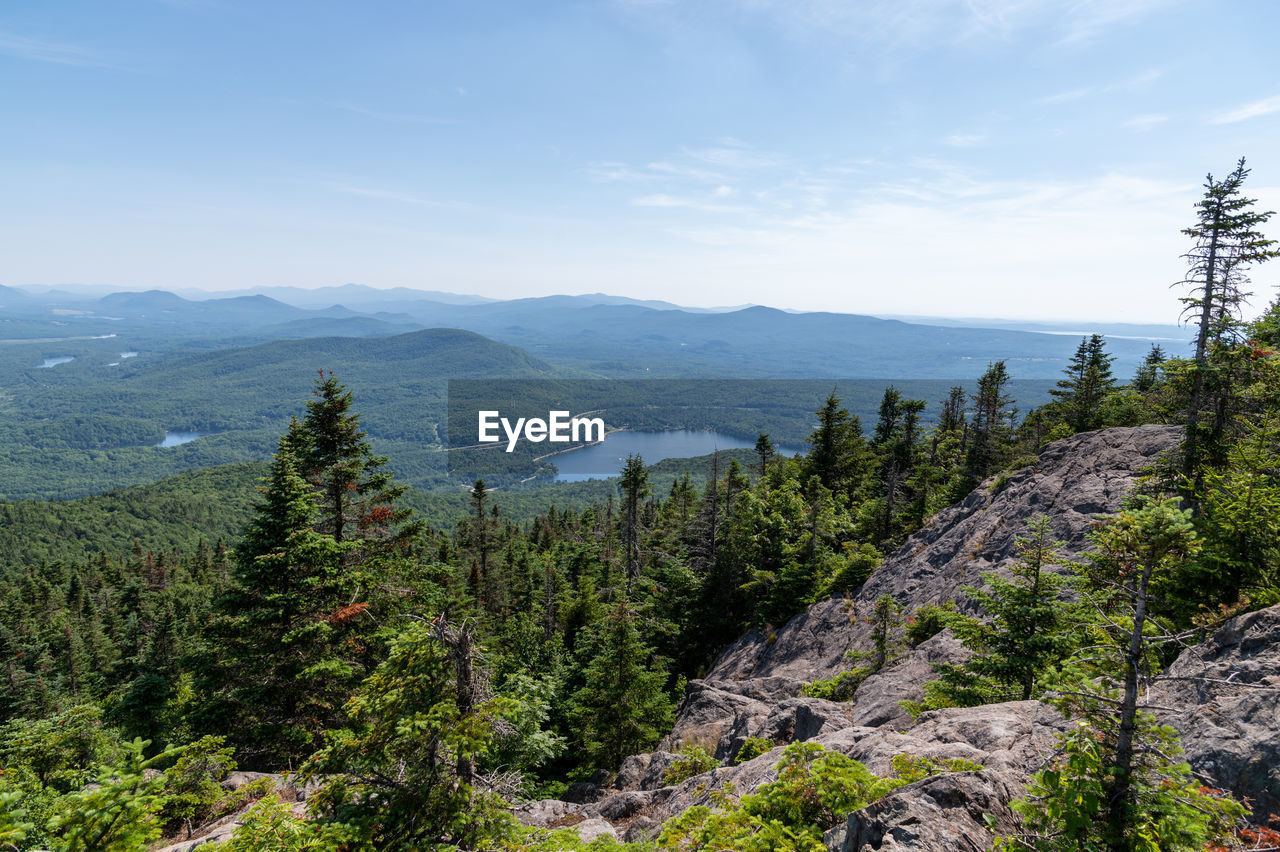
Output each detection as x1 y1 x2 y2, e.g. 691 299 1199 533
3 0 1279 321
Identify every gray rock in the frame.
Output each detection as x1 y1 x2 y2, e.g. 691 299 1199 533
513 798 579 828
709 425 1181 687
616 750 681 791
844 769 1022 851
662 679 770 757
592 789 652 821
1149 602 1280 823
562 781 608 804
571 817 618 842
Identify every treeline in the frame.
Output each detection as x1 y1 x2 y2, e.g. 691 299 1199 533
3 161 1280 850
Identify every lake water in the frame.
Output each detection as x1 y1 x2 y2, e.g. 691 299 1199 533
36 356 74 368
155 431 204 447
552 429 799 482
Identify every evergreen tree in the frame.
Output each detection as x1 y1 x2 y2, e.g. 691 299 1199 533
1179 159 1279 491
754 432 775 476
568 598 674 770
199 423 362 767
805 391 864 495
302 372 418 553
1050 334 1116 433
1000 498 1244 852
468 479 490 606
927 516 1072 707
964 361 1015 489
618 454 650 594
1132 344 1165 394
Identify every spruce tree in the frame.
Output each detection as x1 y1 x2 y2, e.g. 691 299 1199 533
805 391 864 495
201 426 358 766
964 361 1015 489
302 372 418 553
1050 335 1115 433
927 516 1072 707
618 454 649 593
1179 158 1279 491
569 598 674 770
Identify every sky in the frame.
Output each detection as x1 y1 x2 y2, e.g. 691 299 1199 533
3 0 1279 322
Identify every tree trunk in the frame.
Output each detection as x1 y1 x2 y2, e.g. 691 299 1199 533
1105 557 1155 851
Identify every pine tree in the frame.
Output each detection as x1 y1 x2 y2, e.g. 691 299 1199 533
964 361 1015 489
754 433 775 476
1132 344 1165 394
805 391 864 495
999 498 1243 852
468 479 490 606
1179 159 1279 491
618 454 650 594
199 423 362 767
302 372 418 553
569 598 674 770
1050 335 1115 433
927 516 1072 707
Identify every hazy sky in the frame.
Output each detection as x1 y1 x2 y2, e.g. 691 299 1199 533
3 1 1279 321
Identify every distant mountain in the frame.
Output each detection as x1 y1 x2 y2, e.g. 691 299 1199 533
0 328 565 500
3 284 1172 380
877 314 1193 345
176 283 498 308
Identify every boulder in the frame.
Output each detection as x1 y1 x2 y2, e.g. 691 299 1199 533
844 769 1023 851
1150 602 1280 823
513 798 580 827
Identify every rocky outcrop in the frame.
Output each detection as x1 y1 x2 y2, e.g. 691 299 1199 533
511 426 1280 847
1150 602 1280 823
711 424 1182 686
844 769 1023 851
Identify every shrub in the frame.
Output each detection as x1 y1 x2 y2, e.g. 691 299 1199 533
664 746 719 786
733 737 777 765
658 742 903 850
801 668 869 701
904 601 958 646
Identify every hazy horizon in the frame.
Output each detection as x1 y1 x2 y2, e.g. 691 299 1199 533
4 2 1278 324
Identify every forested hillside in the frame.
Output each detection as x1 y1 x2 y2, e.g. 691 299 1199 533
2 161 1279 851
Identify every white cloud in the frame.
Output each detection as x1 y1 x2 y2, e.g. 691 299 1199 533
1211 94 1280 125
943 133 986 147
1124 113 1169 131
0 30 113 67
647 0 1175 52
632 193 748 213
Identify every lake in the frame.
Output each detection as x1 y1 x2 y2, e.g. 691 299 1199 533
155 431 204 447
552 429 800 482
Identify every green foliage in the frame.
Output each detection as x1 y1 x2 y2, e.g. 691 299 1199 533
732 737 777 765
203 792 359 852
0 787 33 849
854 594 904 675
1048 334 1117 434
887 753 984 784
0 705 122 792
657 743 901 851
48 738 179 852
800 668 869 701
569 598 675 771
158 735 237 837
904 600 957 646
995 714 1243 852
304 621 518 851
663 746 719 786
925 516 1074 709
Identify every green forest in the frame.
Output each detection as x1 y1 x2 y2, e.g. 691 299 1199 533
2 161 1280 851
